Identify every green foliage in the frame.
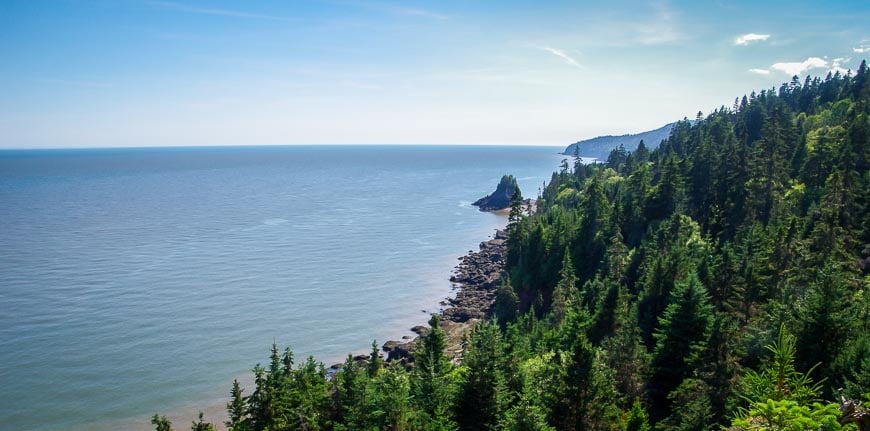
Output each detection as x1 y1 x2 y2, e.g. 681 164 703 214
501 395 556 431
191 412 216 431
413 315 458 430
151 414 172 431
549 249 577 326
625 400 651 431
738 327 824 407
161 67 870 431
648 273 714 421
226 379 249 431
495 278 520 324
730 327 845 430
456 321 507 431
730 399 846 431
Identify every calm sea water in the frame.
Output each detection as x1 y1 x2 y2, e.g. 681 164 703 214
0 145 563 431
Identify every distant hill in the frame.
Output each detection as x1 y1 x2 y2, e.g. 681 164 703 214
563 122 676 161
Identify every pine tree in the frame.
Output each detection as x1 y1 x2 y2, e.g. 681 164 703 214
495 278 519 324
794 261 856 386
413 315 457 429
191 412 216 431
151 414 172 431
551 308 622 431
501 395 555 431
226 379 249 431
625 400 651 431
456 322 506 431
549 249 577 326
648 273 714 423
368 340 382 378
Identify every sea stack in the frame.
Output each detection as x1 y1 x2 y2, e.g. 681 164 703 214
472 174 519 212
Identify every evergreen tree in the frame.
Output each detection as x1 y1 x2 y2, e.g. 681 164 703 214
501 395 555 431
648 273 714 423
152 414 172 431
551 307 622 431
226 379 249 431
495 278 519 324
456 322 506 431
413 315 457 430
793 261 855 386
549 248 577 326
368 340 382 378
191 412 216 431
625 400 651 431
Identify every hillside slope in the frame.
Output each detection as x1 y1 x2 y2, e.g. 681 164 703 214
563 122 675 160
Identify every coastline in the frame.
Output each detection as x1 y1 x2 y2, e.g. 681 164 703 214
123 226 509 431
377 229 508 368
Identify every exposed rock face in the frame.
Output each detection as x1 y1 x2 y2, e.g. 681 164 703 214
473 175 519 211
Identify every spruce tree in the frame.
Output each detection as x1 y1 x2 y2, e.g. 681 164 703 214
550 249 577 326
226 379 249 431
413 315 456 429
456 322 506 431
648 273 713 423
191 412 216 431
151 414 172 431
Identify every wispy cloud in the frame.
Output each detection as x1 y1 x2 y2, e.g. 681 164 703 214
424 67 553 86
771 57 827 76
145 1 296 22
34 78 113 88
855 46 870 53
332 1 448 20
391 6 448 20
734 33 770 46
533 45 583 69
748 68 771 75
635 2 682 45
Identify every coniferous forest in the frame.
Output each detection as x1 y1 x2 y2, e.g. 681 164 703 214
158 63 870 430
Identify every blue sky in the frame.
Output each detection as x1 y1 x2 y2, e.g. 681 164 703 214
1 1 868 148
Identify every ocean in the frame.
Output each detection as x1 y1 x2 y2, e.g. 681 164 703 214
0 145 564 431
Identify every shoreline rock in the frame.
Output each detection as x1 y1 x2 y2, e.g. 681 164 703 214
380 229 508 368
328 229 508 372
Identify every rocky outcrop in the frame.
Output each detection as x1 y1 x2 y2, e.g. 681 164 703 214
330 229 508 372
473 175 519 211
380 230 508 368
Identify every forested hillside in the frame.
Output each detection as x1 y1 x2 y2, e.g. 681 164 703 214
158 62 870 431
563 122 676 161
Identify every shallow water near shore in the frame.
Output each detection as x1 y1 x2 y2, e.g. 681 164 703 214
0 145 563 431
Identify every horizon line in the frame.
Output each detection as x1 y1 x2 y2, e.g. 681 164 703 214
0 142 568 151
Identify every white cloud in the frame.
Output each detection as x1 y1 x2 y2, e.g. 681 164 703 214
770 57 827 76
734 33 770 45
854 46 870 53
534 45 583 69
829 58 850 75
748 68 771 75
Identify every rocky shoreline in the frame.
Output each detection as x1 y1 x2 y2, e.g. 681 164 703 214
331 229 508 371
382 229 507 366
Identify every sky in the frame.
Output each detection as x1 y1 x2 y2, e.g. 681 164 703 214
1 0 869 148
